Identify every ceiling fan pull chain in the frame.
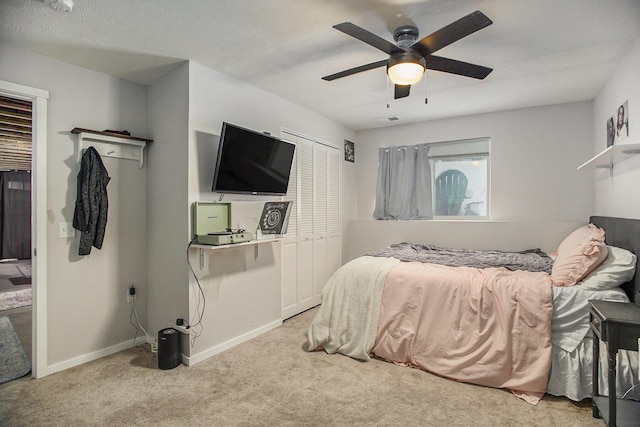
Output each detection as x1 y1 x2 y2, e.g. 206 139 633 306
424 73 428 104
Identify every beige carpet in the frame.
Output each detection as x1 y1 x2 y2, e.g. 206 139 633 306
0 307 603 426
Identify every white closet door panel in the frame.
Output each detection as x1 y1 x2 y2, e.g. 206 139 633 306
327 147 341 237
280 131 342 317
314 145 328 237
283 141 298 237
298 140 314 238
281 241 298 319
299 238 314 303
313 238 328 298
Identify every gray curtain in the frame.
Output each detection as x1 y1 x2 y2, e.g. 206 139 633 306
373 144 432 220
0 171 32 259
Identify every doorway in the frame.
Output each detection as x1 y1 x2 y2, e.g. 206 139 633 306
0 80 49 378
0 96 33 377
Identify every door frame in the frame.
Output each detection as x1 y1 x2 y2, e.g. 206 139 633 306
0 79 49 378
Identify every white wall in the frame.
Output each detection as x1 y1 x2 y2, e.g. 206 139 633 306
593 37 640 218
146 62 191 346
348 102 593 259
146 61 357 362
0 43 355 373
0 44 148 371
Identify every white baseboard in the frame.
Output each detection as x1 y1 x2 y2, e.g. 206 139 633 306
47 319 282 374
47 335 148 375
183 319 282 366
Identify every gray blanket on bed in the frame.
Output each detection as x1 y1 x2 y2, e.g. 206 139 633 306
367 243 553 273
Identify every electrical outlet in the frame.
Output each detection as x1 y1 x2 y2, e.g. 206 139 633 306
126 286 135 303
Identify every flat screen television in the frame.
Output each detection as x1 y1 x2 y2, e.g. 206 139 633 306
212 122 296 196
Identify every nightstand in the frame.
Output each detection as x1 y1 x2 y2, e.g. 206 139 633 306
589 300 640 427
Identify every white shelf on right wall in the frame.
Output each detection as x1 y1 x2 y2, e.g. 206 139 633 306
577 142 640 171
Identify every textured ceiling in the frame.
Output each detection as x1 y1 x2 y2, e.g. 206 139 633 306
1 0 639 131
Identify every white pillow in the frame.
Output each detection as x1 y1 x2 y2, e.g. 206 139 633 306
578 246 637 291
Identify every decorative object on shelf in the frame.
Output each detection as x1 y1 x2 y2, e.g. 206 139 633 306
102 129 130 136
192 202 253 246
259 201 293 235
71 128 153 168
607 116 615 148
614 100 629 144
344 139 355 163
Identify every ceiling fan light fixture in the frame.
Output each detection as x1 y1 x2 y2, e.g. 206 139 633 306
45 0 74 13
387 53 426 85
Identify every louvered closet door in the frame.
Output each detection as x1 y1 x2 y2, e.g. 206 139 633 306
281 135 315 319
297 138 315 308
312 144 328 300
325 147 342 282
281 138 298 318
280 131 341 319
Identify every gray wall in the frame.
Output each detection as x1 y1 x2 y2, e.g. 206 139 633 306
3 31 638 374
593 37 640 218
147 61 358 362
349 101 594 258
0 43 148 371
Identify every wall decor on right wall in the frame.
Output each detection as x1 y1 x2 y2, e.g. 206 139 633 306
614 100 629 144
344 139 355 163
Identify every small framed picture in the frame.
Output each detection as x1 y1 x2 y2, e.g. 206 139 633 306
614 100 629 144
344 139 355 163
606 116 615 147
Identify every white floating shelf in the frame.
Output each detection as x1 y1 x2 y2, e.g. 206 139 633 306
191 238 280 251
72 128 153 168
192 238 281 269
577 142 640 171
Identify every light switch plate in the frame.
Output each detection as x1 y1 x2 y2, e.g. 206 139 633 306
58 222 75 238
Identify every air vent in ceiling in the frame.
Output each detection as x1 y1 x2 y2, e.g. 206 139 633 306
375 116 401 124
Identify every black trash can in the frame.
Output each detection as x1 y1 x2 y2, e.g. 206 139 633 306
158 327 181 370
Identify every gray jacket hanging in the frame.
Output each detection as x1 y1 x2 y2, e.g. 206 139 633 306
73 146 110 255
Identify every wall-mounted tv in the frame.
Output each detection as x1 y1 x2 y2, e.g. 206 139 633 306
212 122 296 196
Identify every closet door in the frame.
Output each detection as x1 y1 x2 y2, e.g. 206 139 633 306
325 147 342 281
281 135 315 319
312 144 328 301
281 141 299 318
280 132 341 319
297 138 315 309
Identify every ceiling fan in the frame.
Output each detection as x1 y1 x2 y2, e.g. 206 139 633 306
322 10 493 100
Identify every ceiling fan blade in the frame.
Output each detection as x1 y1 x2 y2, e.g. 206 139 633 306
394 84 411 99
410 10 492 57
333 22 405 55
426 55 492 79
322 59 388 81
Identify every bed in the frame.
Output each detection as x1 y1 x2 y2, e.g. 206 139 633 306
305 216 640 404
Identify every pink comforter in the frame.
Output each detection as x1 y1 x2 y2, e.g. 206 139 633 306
372 262 553 404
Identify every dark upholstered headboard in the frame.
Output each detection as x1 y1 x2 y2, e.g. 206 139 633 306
590 216 640 304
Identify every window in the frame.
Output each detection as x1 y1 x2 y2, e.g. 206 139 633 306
430 138 489 218
373 137 490 220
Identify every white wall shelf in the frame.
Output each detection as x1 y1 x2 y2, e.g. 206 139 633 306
192 238 281 269
577 142 640 172
72 127 153 168
191 238 280 251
